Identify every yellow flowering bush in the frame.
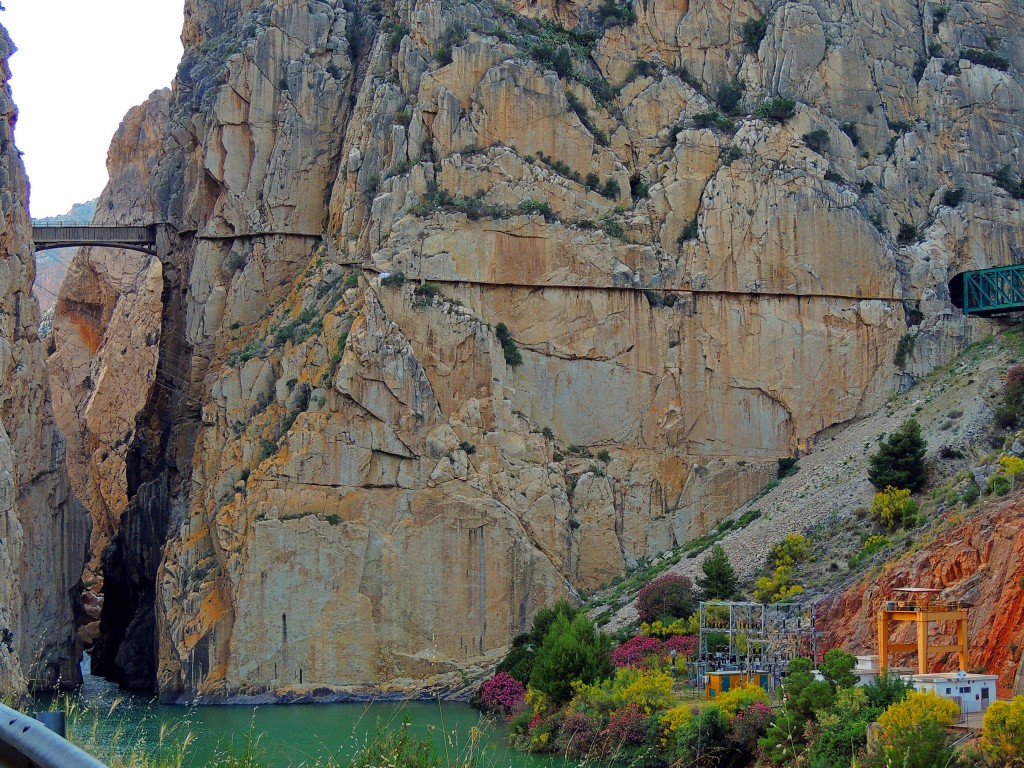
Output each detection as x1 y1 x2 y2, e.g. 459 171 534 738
716 682 770 719
999 454 1024 478
641 618 688 638
877 690 959 739
659 705 694 747
980 695 1024 765
753 565 804 603
569 667 674 716
870 486 919 530
525 684 552 716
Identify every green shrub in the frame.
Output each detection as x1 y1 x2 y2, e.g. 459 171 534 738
961 47 1009 71
692 111 720 129
715 78 745 115
754 97 796 121
601 217 626 240
384 22 410 53
459 440 477 455
894 332 915 368
226 252 247 273
542 427 555 440
994 165 1024 199
344 271 359 289
529 612 614 705
677 218 699 247
802 128 829 152
849 534 891 568
824 169 844 184
868 418 927 492
596 449 611 463
601 177 620 199
961 482 980 504
739 17 767 52
777 457 799 478
987 474 1011 496
517 198 555 221
495 322 523 367
720 145 742 165
897 222 919 244
596 0 636 27
381 271 406 287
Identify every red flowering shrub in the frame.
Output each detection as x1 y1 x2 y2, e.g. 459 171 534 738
636 573 697 624
611 635 664 667
663 634 697 657
729 700 774 750
602 703 649 749
554 711 600 757
478 672 526 715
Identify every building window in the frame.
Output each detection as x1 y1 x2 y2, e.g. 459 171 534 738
946 687 952 694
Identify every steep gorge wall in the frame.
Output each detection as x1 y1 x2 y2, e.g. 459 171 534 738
0 26 89 694
49 0 1024 700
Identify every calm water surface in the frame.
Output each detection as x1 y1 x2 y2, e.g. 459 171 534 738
43 659 583 767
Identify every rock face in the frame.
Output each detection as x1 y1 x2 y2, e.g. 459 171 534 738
47 0 1024 700
0 25 89 695
822 496 1024 695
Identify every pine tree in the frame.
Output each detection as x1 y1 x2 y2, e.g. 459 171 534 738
696 544 740 600
868 418 927 492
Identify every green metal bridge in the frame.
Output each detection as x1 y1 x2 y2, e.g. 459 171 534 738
950 264 1024 317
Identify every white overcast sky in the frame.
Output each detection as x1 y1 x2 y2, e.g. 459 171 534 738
2 1 184 218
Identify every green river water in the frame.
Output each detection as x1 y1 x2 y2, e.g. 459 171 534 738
39 660 584 768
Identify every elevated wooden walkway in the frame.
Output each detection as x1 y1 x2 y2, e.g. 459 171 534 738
32 224 157 255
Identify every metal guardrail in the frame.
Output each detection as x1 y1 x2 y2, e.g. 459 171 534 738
0 702 107 768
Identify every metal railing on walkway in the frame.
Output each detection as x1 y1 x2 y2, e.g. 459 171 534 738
0 702 106 768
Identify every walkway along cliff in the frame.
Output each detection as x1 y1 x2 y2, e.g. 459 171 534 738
45 0 1024 701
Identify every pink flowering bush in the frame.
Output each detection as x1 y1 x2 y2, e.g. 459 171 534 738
602 703 649 749
553 711 600 758
611 634 664 667
478 672 526 715
663 634 697 658
729 700 774 750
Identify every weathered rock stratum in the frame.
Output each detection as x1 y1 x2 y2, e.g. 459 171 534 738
0 25 89 695
48 0 1024 701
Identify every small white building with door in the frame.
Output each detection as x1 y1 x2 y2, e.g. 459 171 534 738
911 672 998 715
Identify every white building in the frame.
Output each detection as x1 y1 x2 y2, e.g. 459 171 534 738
911 672 998 715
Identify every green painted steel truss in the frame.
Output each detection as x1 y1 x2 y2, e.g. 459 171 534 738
961 264 1024 316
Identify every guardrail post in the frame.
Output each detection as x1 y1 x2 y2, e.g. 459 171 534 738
0 702 107 768
32 712 65 738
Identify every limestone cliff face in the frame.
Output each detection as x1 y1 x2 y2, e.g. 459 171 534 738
821 495 1024 695
48 0 1024 700
0 25 89 694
